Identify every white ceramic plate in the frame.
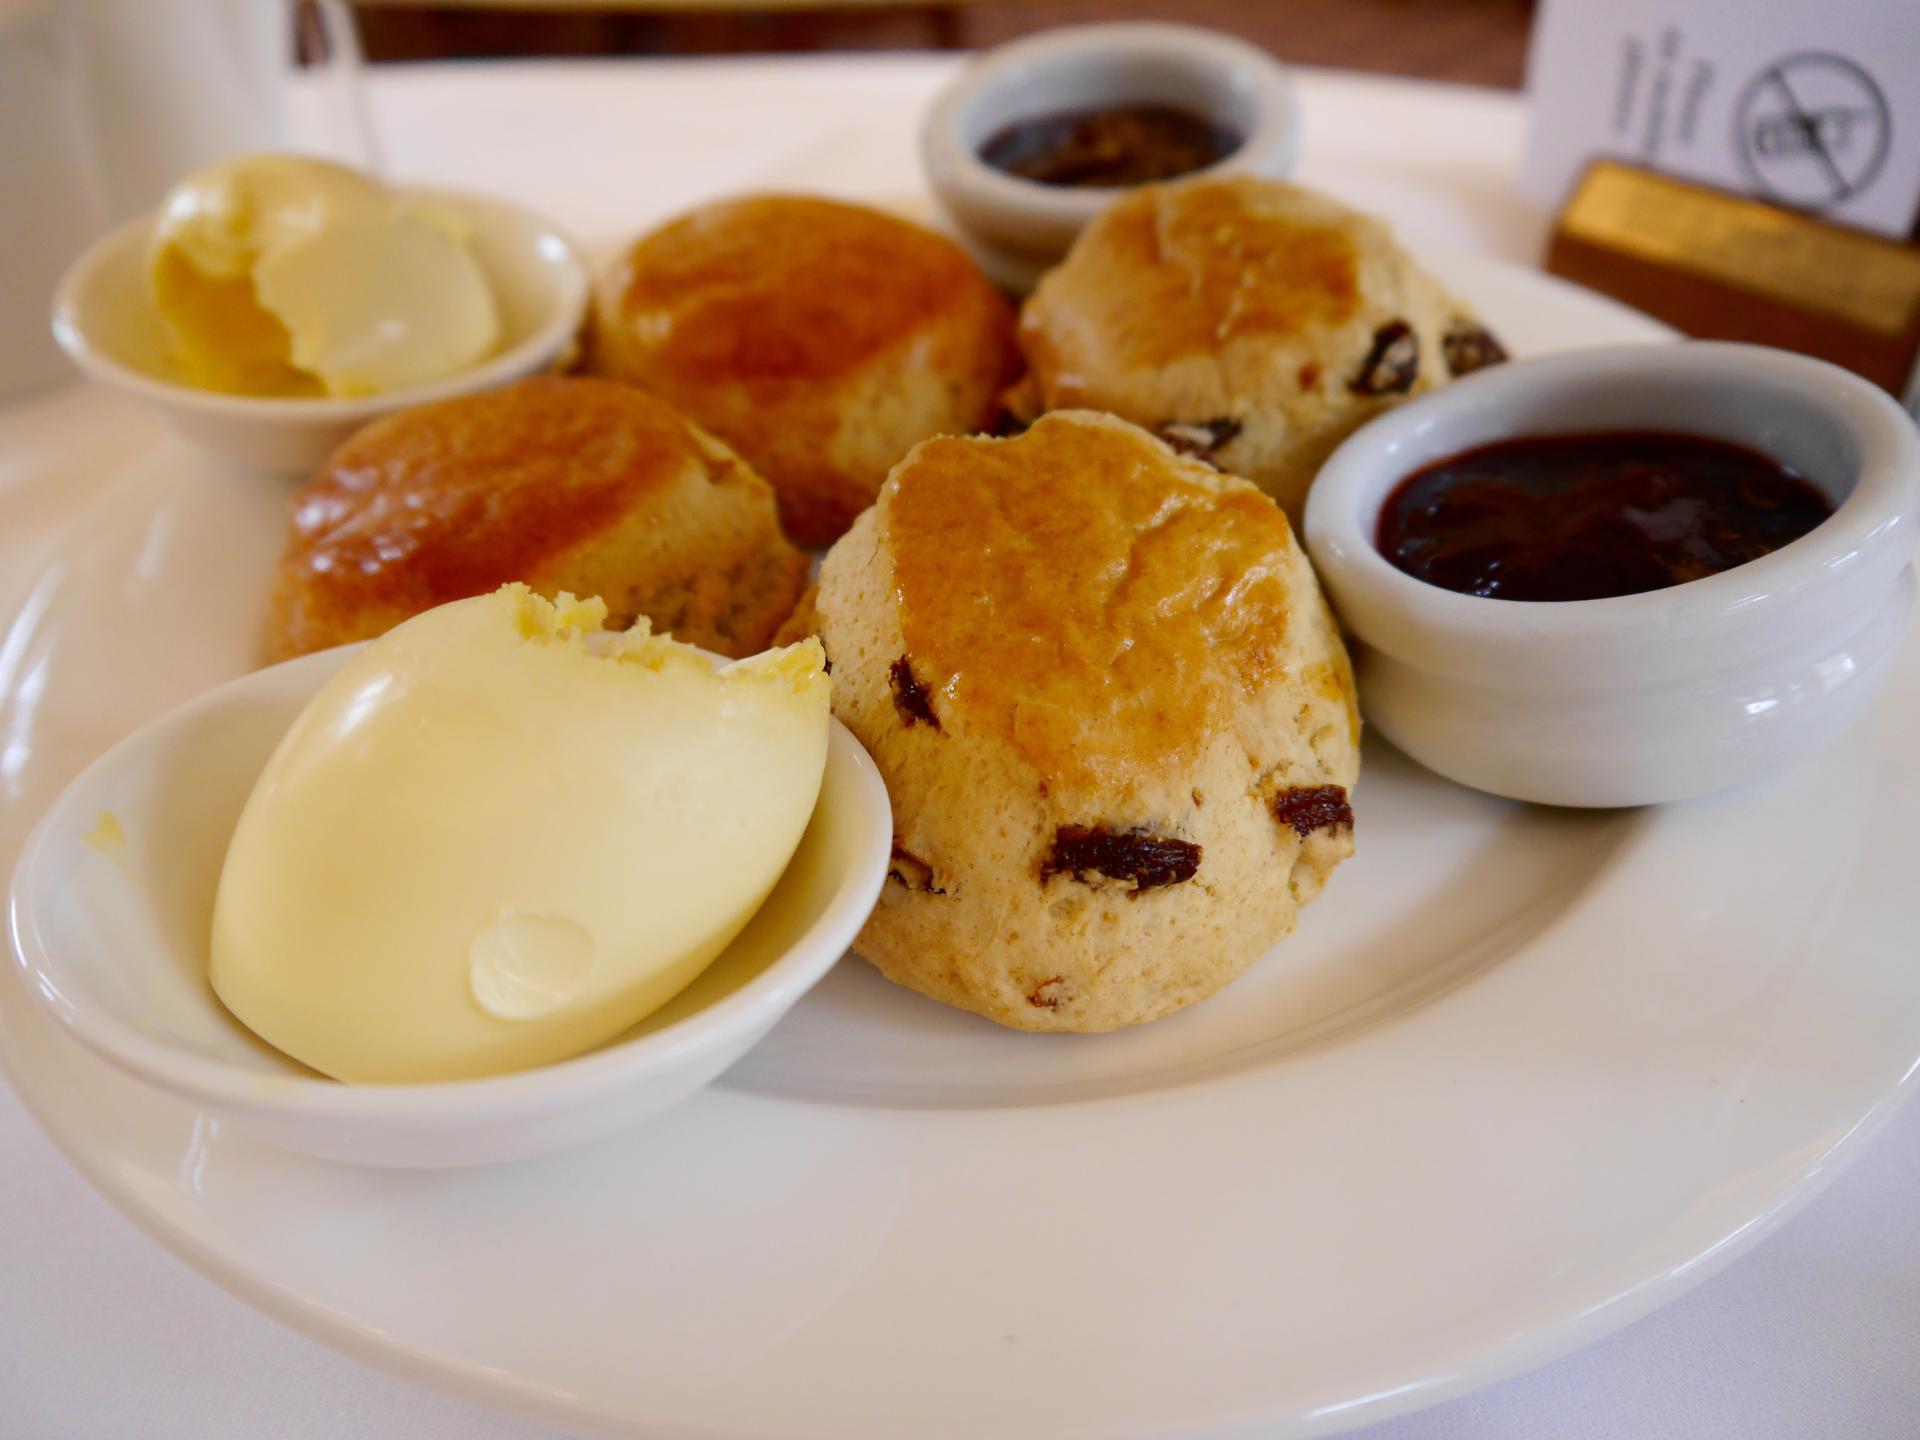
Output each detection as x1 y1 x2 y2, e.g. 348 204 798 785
4 257 1919 1440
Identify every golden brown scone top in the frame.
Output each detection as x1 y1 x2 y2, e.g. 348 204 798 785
1018 177 1367 401
284 376 715 618
604 195 1007 389
886 411 1306 796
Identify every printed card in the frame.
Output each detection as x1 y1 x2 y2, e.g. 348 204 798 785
1522 0 1920 238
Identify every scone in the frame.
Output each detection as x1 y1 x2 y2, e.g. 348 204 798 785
269 376 808 661
813 410 1361 1033
589 194 1020 548
772 584 819 648
1013 176 1507 520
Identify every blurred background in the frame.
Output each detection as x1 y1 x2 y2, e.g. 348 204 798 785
340 0 1536 88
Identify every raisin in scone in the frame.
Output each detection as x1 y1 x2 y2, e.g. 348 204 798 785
590 195 1020 548
1011 176 1506 522
813 410 1360 1032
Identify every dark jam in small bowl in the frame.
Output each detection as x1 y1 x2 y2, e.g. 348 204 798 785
1377 431 1835 602
979 104 1241 188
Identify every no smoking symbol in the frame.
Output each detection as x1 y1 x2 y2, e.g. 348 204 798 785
1736 51 1890 211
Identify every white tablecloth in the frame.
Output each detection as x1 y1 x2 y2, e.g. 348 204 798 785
2 56 1915 1440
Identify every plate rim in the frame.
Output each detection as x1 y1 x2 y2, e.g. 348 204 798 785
6 1036 1903 1440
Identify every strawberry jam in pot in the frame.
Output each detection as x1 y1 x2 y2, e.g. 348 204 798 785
979 104 1240 188
1376 431 1834 602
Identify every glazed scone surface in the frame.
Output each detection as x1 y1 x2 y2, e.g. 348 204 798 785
591 195 1019 547
889 412 1299 798
814 410 1360 1033
270 376 807 661
1015 176 1505 520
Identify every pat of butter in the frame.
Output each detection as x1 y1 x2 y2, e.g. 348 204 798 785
149 153 500 397
209 585 830 1084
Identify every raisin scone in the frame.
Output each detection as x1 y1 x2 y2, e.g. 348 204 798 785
1011 176 1506 521
269 376 807 661
589 194 1020 548
813 410 1361 1033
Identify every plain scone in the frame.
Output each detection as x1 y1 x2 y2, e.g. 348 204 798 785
268 376 808 661
812 410 1361 1033
589 194 1020 548
1011 176 1507 521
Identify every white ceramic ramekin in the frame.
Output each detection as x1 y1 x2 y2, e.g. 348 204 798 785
9 645 892 1168
51 187 589 474
1303 343 1920 808
921 22 1299 291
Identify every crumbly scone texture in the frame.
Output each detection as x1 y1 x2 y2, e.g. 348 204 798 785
268 376 808 661
813 410 1361 1033
1013 176 1506 522
589 194 1021 548
773 583 820 648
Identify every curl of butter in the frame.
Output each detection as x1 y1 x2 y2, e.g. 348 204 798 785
148 154 500 397
209 585 830 1083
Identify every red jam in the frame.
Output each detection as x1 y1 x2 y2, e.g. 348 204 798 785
979 104 1240 188
1376 431 1835 602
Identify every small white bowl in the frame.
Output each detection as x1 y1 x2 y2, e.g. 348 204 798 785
51 187 590 474
8 646 892 1168
1303 342 1920 808
921 22 1299 291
